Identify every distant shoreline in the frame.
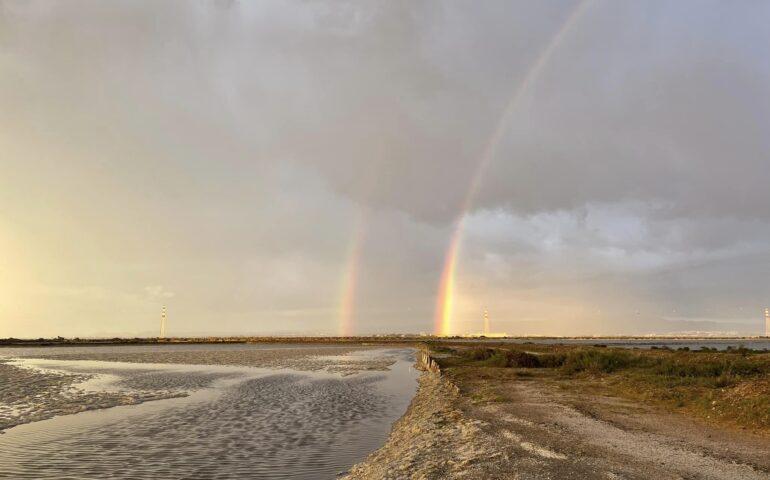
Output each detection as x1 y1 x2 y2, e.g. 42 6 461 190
1 335 768 348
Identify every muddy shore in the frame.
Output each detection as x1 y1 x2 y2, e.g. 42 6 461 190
0 359 186 432
2 344 390 371
0 344 398 433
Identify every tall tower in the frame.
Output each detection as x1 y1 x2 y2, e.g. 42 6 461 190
483 307 490 335
160 305 167 339
765 308 770 337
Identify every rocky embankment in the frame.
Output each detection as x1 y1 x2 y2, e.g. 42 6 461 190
344 353 496 479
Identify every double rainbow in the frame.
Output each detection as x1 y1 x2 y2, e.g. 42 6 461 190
337 0 593 336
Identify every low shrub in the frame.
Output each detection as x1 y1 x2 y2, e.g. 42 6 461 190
504 350 541 368
652 357 765 379
562 349 635 375
463 347 496 361
429 344 457 354
460 347 552 369
538 353 567 368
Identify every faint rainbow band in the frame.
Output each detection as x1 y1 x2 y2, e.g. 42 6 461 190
338 207 368 336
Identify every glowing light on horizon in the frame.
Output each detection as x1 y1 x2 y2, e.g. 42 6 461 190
435 0 593 335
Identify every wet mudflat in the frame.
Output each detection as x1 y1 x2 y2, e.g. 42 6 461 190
0 345 418 479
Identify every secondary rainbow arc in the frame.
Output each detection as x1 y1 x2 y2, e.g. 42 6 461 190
338 207 368 336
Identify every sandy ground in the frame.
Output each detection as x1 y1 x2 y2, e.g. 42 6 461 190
345 371 770 479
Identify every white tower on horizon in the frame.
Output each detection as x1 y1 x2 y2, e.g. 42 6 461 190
160 305 167 339
483 307 490 335
765 308 770 338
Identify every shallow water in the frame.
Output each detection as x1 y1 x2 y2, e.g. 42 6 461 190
0 346 418 479
0 342 361 357
457 338 770 351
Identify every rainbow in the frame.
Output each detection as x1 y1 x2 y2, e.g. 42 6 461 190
434 0 593 336
434 220 461 335
338 208 368 336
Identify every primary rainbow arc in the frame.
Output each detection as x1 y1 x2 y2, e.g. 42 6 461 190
434 0 593 336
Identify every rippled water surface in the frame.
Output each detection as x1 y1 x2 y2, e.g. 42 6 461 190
0 346 418 479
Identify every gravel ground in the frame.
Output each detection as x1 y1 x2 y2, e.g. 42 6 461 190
345 370 770 479
344 373 494 479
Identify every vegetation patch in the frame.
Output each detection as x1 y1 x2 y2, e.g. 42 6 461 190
435 344 770 432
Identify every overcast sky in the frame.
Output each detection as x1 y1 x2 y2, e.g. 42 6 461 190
2 0 770 337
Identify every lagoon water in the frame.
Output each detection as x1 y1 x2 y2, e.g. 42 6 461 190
464 338 770 351
0 345 418 479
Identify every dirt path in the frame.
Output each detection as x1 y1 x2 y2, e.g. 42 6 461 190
473 379 770 479
345 372 770 479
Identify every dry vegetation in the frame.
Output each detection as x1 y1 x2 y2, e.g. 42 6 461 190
430 343 770 433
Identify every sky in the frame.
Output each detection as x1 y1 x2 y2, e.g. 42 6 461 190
2 0 770 338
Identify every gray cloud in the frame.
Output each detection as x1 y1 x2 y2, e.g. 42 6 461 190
1 0 769 336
